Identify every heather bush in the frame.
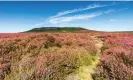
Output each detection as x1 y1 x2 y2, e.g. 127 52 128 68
0 33 99 80
44 35 62 48
93 33 133 80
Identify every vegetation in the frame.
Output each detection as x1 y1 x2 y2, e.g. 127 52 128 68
0 33 99 80
0 31 133 80
26 27 88 33
93 33 133 80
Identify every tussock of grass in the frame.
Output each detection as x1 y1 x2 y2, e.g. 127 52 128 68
66 41 101 80
77 55 100 80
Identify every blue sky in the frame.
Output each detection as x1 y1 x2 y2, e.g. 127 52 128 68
0 1 133 32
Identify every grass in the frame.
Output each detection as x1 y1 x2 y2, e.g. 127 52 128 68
26 27 87 33
68 54 100 80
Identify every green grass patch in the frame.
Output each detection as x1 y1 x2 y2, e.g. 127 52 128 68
26 27 86 33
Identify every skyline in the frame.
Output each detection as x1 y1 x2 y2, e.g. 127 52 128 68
0 1 133 32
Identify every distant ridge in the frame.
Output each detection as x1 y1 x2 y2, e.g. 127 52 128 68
26 27 92 33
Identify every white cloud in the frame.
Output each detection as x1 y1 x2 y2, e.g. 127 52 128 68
118 8 128 11
34 22 45 27
104 9 115 14
110 19 116 22
104 8 128 14
49 7 128 24
40 18 45 20
51 3 106 18
49 13 102 24
33 1 128 28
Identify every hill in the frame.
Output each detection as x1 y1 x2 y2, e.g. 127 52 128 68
26 27 133 34
26 27 92 33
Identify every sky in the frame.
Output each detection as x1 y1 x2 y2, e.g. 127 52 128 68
0 1 133 32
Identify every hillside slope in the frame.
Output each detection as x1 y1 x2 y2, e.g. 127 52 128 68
26 27 97 33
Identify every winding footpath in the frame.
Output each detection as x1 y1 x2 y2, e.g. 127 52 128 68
66 36 103 80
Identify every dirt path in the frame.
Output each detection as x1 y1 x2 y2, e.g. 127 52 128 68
91 36 103 54
66 36 103 80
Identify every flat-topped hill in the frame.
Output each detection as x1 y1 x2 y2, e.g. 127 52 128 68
26 27 90 33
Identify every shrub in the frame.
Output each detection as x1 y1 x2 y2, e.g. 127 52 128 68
0 33 98 80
